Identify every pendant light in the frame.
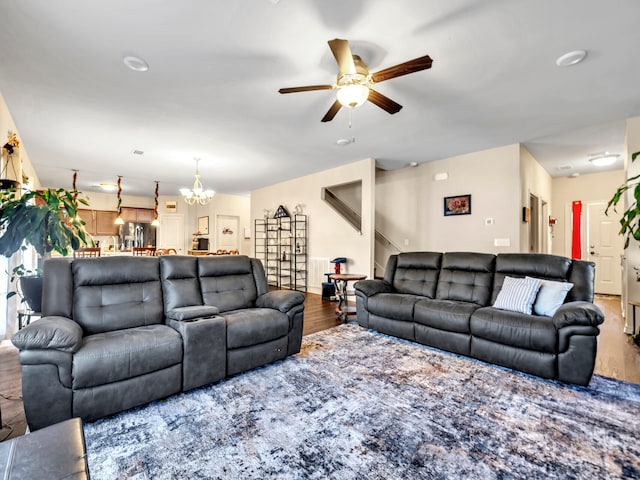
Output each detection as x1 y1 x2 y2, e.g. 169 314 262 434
114 176 124 225
180 158 215 205
151 181 160 227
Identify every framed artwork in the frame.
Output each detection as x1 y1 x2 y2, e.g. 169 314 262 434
444 194 471 216
197 216 209 235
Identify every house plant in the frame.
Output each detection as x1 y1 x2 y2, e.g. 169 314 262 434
1 186 92 311
606 151 640 248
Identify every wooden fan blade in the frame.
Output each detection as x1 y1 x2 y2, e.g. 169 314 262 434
371 55 433 83
328 38 356 75
279 85 333 94
367 89 403 114
321 100 342 122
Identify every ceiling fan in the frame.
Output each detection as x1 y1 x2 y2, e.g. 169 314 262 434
279 39 433 122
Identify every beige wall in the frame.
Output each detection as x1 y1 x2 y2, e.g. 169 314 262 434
251 158 376 293
520 145 553 253
376 144 523 264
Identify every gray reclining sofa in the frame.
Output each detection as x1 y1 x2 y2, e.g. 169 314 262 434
355 252 604 386
12 255 305 431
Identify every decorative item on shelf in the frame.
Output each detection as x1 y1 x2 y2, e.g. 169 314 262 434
2 132 20 154
114 176 124 225
1 132 22 190
180 157 215 206
151 181 160 227
192 231 202 250
273 205 290 218
293 203 304 215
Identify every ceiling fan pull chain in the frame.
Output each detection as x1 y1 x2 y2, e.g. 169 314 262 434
349 108 356 143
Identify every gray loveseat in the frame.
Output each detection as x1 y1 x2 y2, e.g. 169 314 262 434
354 252 604 386
12 255 305 431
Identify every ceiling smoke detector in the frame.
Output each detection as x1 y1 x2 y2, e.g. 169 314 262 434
123 56 149 72
555 50 587 67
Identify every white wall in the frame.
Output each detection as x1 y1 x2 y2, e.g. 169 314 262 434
551 170 625 258
251 158 376 293
376 144 523 258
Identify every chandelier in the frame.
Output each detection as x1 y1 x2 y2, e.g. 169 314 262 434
180 158 215 206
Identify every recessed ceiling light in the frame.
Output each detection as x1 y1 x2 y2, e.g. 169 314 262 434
409 161 419 167
123 56 149 72
589 153 619 167
336 138 353 146
556 50 587 67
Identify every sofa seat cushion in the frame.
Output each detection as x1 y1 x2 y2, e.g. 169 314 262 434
72 324 182 389
414 299 479 334
367 293 422 321
470 307 557 353
223 308 290 349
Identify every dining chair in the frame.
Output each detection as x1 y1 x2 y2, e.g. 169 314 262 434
156 248 177 256
132 247 156 256
73 247 101 258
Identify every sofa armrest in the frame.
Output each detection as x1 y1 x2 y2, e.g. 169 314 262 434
256 290 305 313
11 317 83 353
552 301 604 329
354 279 393 297
166 305 220 322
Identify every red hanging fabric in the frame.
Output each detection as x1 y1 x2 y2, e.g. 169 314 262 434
571 200 582 259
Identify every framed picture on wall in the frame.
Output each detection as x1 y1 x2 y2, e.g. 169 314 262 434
197 216 209 235
444 194 471 216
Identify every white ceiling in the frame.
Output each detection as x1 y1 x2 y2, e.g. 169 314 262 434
1 0 639 197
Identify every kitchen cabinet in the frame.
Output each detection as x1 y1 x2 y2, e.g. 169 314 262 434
95 210 119 235
121 207 154 223
77 209 120 236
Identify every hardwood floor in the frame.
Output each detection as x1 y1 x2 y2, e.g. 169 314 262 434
1 293 638 442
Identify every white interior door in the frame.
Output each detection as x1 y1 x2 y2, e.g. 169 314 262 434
216 215 240 252
587 202 623 295
158 214 185 253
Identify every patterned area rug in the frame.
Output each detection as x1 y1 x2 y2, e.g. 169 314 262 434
84 324 640 479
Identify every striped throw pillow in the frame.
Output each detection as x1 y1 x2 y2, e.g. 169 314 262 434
493 276 542 315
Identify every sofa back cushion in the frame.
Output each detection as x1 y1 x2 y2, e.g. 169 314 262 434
387 252 442 298
72 257 164 334
198 255 258 312
435 252 495 306
159 256 203 312
566 259 595 303
492 253 574 304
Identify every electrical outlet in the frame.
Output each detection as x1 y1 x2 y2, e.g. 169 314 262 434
494 238 511 247
485 218 494 226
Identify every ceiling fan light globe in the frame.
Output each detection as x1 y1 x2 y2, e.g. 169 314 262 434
337 84 369 108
